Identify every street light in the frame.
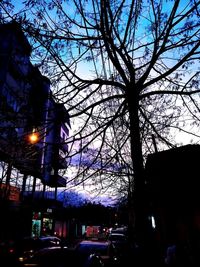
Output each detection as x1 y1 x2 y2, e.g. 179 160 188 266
28 129 39 144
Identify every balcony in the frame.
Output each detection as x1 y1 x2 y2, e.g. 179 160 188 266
47 174 66 188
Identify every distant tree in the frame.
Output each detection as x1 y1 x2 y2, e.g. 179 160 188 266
57 189 86 207
75 200 116 226
0 0 200 243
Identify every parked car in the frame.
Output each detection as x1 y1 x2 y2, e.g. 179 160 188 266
37 236 62 248
110 227 128 235
108 233 127 243
17 246 73 267
18 236 62 262
17 246 104 267
0 239 16 260
107 233 130 263
0 235 63 265
75 239 119 267
108 233 128 250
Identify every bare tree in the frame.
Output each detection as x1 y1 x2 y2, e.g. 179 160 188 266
1 0 200 242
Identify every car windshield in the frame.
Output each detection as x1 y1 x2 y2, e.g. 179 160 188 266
39 237 61 247
16 238 40 251
109 235 126 242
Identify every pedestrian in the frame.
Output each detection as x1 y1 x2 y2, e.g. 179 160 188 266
164 242 176 267
164 223 195 267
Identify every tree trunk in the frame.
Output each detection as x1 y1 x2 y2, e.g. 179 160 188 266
127 86 149 245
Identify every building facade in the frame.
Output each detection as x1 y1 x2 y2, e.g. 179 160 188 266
0 21 70 239
145 144 200 255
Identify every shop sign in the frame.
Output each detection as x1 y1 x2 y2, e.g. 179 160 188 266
0 183 20 201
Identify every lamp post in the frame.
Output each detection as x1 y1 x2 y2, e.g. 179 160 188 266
23 128 40 199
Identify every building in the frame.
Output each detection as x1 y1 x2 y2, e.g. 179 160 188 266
0 21 70 239
145 144 200 248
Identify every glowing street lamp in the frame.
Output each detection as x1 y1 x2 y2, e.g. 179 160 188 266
28 129 39 144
